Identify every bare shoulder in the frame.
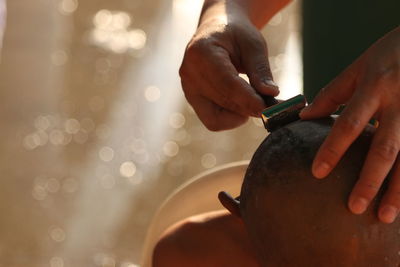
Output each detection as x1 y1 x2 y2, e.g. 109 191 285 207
152 210 259 267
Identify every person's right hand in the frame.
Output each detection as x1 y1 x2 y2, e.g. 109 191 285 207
179 1 279 131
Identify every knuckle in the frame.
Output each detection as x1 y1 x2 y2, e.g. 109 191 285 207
243 30 266 49
365 65 400 93
337 115 362 134
222 73 236 87
371 138 399 162
182 90 194 105
220 78 237 100
322 145 340 160
376 64 400 80
207 107 225 131
180 78 192 96
214 82 230 101
378 72 400 93
187 38 209 57
219 94 238 112
182 42 206 68
323 95 341 108
222 76 259 114
202 115 220 131
354 186 378 200
180 39 210 78
319 87 329 96
179 56 190 75
178 64 188 79
186 39 199 52
253 62 269 76
361 179 382 192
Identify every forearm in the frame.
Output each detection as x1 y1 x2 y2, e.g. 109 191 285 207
200 0 291 29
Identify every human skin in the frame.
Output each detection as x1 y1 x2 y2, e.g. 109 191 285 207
181 0 400 223
153 118 400 266
152 210 259 267
300 26 400 224
179 0 290 131
221 118 400 266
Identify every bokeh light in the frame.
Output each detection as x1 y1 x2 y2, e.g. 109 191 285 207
201 153 217 169
119 161 137 177
64 118 80 134
34 116 51 131
50 257 64 267
169 113 185 129
2 0 302 265
99 146 115 162
90 9 147 54
32 185 47 201
59 0 78 15
144 86 161 102
50 130 65 145
49 226 66 242
46 178 61 193
163 141 179 157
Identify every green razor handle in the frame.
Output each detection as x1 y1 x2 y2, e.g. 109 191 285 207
261 94 307 132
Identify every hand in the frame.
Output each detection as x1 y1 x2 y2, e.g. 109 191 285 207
179 1 279 131
300 27 400 223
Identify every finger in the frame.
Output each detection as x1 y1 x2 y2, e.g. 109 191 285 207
201 47 266 117
237 34 280 98
348 110 400 217
378 159 400 223
311 89 380 179
185 91 248 131
300 59 360 120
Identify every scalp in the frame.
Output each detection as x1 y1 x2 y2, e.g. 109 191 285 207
238 117 400 266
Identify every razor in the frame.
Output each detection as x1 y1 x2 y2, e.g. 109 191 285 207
261 94 307 132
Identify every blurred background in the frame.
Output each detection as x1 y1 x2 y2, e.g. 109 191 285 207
0 0 301 266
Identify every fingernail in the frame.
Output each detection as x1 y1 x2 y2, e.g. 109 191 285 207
263 79 278 87
312 161 331 178
380 205 398 223
262 79 279 92
350 197 368 214
300 103 312 115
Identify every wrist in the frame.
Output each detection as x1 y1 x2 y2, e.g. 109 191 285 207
199 0 249 27
200 0 291 29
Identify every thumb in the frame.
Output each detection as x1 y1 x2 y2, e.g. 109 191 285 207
300 59 361 120
239 37 280 104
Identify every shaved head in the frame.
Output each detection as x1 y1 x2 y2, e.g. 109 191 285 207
238 117 400 266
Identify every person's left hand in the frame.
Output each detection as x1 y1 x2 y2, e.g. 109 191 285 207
300 26 400 224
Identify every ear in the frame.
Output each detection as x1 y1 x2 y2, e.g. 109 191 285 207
218 191 242 218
